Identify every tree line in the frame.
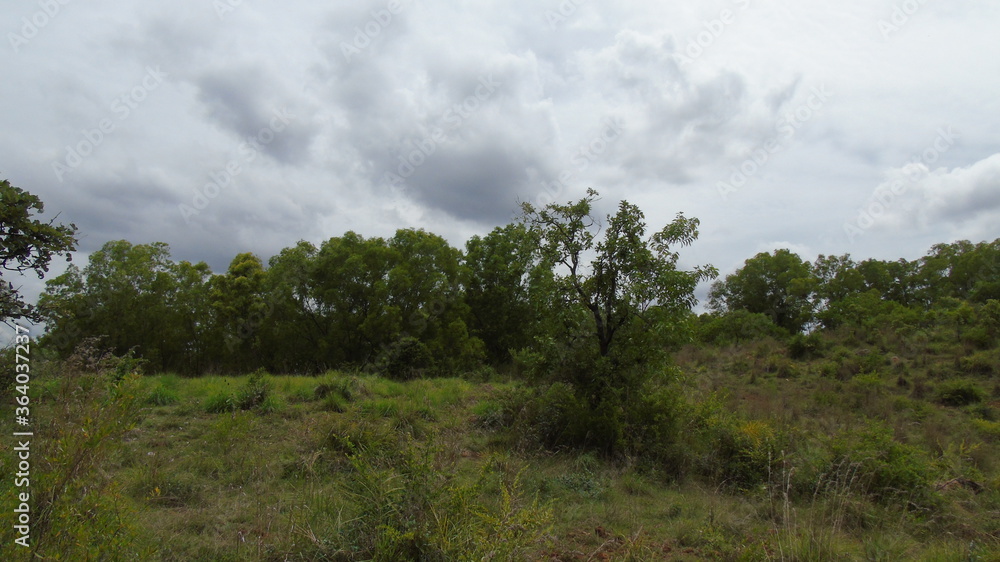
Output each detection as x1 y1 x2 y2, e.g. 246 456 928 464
5 177 998 377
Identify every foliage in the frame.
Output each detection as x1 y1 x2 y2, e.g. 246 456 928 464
709 249 815 333
0 179 78 325
0 341 149 559
38 240 215 373
696 310 788 345
788 332 824 360
463 223 547 364
935 379 986 407
821 424 938 506
375 336 435 380
204 370 275 413
521 189 716 361
328 444 552 561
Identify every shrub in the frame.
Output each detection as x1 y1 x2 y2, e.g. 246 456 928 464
0 342 150 559
858 350 886 374
764 354 800 379
962 325 994 349
821 424 937 506
960 350 997 375
326 447 552 560
471 399 506 430
935 379 986 407
203 370 276 414
314 375 364 402
694 412 780 491
696 310 788 345
788 332 824 360
204 391 236 414
376 336 434 380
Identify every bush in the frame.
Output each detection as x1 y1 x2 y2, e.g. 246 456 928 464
858 350 886 374
204 370 275 414
696 310 788 345
764 354 800 379
960 350 997 375
935 379 986 407
204 391 236 414
324 446 552 560
818 424 937 506
0 341 150 559
691 408 780 491
788 332 824 360
376 336 434 380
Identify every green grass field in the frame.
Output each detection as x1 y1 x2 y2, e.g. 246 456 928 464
3 333 1000 560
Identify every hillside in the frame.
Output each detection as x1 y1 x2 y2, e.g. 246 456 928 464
2 322 999 561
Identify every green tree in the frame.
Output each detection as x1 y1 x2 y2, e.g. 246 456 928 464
383 229 482 375
39 241 197 372
521 189 715 380
209 252 269 372
0 179 77 325
261 240 325 372
168 260 216 373
311 232 397 366
709 249 815 333
464 223 549 364
813 254 865 304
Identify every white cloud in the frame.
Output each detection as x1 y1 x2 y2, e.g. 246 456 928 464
0 0 998 279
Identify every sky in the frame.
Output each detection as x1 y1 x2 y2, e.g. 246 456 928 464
2 0 999 312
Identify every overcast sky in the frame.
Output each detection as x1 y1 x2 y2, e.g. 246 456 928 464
2 0 999 310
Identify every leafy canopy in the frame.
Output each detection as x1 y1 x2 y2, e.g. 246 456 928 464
0 179 77 325
520 188 716 360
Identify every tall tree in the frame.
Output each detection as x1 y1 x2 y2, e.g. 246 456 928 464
210 252 269 372
521 189 716 368
39 241 192 372
463 223 548 364
0 180 77 325
709 249 815 333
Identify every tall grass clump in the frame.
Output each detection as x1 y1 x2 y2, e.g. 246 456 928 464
313 444 552 561
0 339 150 560
204 369 278 413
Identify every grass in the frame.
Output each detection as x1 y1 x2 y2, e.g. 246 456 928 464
4 329 1000 560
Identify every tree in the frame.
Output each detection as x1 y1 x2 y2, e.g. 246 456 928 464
856 258 921 307
209 252 269 372
709 249 815 333
39 241 202 372
463 223 548 364
516 189 714 456
521 189 716 374
0 179 77 325
813 254 864 304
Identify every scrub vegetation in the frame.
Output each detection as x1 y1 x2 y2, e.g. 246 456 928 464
2 183 1000 559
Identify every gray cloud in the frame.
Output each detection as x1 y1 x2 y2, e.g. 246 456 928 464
0 0 998 286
